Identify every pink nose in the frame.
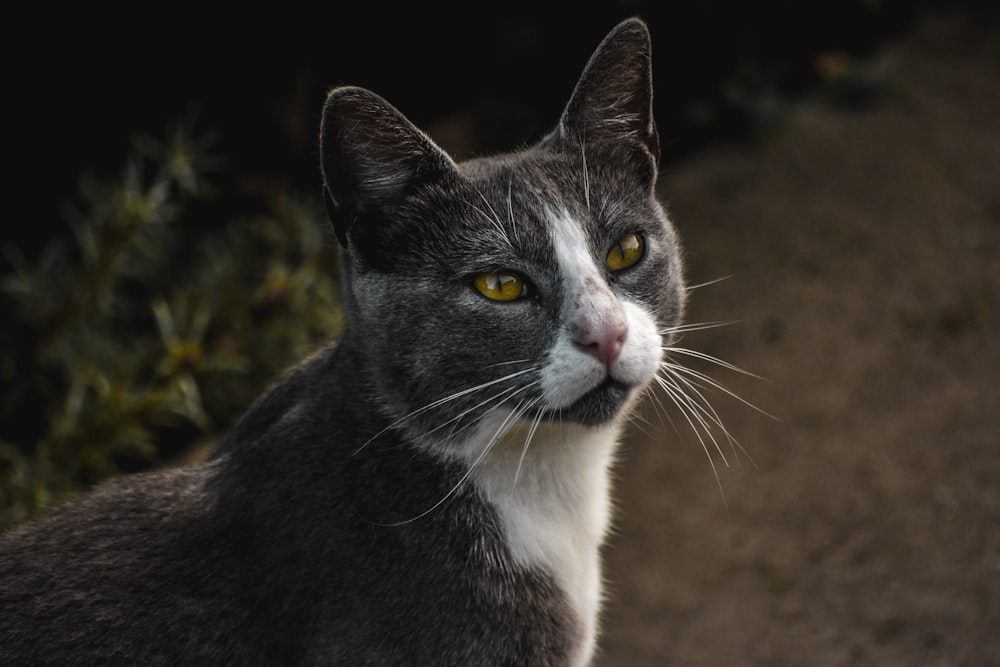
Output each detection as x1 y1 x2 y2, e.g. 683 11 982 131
574 319 627 367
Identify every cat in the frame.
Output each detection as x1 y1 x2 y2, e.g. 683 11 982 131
0 18 686 666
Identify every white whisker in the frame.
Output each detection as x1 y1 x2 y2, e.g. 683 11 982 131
654 374 730 515
506 175 521 246
512 399 546 490
665 346 763 379
354 366 537 455
467 185 512 248
656 371 732 465
375 390 541 527
685 275 733 291
425 378 541 442
377 439 496 527
648 313 777 512
662 352 774 420
659 363 751 466
624 406 656 440
660 321 742 336
484 358 534 369
424 384 525 440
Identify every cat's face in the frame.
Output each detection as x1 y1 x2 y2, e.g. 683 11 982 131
320 20 684 440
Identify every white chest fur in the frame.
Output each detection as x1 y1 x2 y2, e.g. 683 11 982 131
462 417 621 666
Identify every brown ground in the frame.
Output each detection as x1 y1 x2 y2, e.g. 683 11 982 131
599 8 1000 666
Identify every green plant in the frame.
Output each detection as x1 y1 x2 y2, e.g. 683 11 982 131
0 122 343 530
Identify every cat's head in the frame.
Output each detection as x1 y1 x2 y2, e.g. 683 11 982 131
319 19 685 438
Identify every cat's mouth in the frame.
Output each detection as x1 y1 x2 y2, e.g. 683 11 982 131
547 378 632 426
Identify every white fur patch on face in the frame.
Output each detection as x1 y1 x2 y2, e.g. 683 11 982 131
540 209 609 408
614 299 663 386
540 208 663 410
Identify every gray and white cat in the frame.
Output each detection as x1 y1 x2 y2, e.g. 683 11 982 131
0 18 685 666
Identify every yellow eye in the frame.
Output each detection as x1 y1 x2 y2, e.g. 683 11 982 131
606 233 645 272
474 271 528 302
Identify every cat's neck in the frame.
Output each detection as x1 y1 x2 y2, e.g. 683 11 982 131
458 416 623 665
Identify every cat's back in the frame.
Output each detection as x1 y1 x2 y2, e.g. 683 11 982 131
0 345 354 663
0 464 283 663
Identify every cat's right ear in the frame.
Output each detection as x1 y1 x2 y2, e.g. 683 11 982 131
320 86 458 247
549 19 660 185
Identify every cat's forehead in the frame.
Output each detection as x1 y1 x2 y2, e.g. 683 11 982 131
453 146 652 234
457 150 584 220
460 149 565 189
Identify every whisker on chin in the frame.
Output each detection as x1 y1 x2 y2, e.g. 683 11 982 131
624 407 657 440
432 380 545 457
647 377 704 456
654 374 731 514
662 352 774 422
354 365 538 456
512 399 546 491
661 356 763 467
425 380 537 440
655 372 733 465
642 319 775 507
381 389 540 527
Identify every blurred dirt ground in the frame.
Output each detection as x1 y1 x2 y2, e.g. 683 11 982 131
599 7 999 666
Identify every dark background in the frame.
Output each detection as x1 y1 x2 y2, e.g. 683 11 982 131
9 1 931 260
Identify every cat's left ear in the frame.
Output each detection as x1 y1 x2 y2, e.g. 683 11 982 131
551 18 660 180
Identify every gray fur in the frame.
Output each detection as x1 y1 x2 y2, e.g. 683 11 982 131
0 18 685 666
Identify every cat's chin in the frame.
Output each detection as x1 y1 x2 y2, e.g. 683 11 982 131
547 379 634 427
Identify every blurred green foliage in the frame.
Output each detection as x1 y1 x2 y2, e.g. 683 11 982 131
0 123 343 531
